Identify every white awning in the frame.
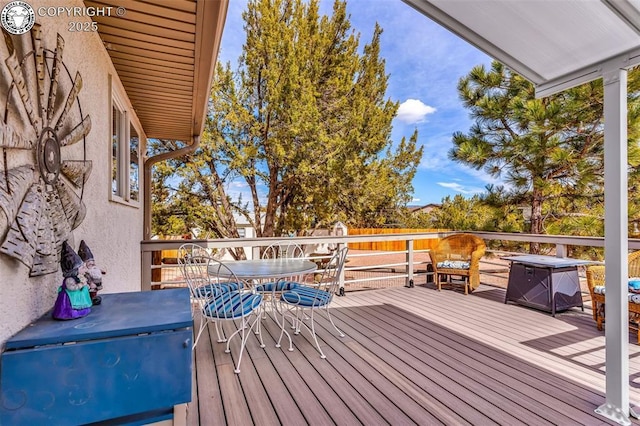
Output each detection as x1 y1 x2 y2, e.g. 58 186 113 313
403 0 640 97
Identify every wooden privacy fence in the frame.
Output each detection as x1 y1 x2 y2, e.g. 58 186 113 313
348 228 449 251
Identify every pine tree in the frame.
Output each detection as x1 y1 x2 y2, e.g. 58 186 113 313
151 0 422 246
452 61 615 252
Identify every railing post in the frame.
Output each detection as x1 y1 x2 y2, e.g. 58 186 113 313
152 250 163 283
406 239 414 288
556 244 567 258
141 250 152 291
338 242 346 296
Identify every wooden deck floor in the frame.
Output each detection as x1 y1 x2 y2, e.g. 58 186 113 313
186 284 640 425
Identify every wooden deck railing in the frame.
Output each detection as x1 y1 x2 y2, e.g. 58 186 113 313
139 231 640 292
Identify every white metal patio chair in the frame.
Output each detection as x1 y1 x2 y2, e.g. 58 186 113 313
277 246 348 358
178 243 209 297
253 241 306 339
185 255 264 373
178 243 233 296
178 243 234 343
255 241 305 292
261 241 304 260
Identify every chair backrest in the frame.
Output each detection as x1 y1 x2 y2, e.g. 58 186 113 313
181 252 212 300
585 264 605 293
205 257 260 319
629 251 640 277
178 243 227 268
178 243 209 266
315 246 349 298
432 233 486 262
587 250 640 292
262 241 304 259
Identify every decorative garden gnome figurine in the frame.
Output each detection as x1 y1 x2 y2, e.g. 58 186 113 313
78 240 106 305
52 241 92 320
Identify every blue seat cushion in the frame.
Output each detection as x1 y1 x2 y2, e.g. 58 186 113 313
254 281 300 292
281 286 332 307
193 282 242 298
203 291 262 319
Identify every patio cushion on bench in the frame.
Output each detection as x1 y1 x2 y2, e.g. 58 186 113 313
254 281 300 292
436 260 470 269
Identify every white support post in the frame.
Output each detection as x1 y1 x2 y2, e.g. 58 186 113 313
406 240 414 287
555 244 567 258
596 67 634 425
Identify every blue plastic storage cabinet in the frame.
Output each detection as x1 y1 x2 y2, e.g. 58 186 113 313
0 288 193 425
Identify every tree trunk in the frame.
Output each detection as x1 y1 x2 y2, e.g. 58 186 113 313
529 190 544 254
262 172 280 238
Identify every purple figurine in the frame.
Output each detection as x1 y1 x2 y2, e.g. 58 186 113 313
52 241 92 320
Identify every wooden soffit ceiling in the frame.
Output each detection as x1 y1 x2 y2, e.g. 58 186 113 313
85 0 228 141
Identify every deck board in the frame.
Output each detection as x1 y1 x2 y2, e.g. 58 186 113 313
338 306 560 425
192 321 225 425
254 321 333 425
187 284 640 425
335 311 496 425
228 326 281 426
285 321 418 425
347 302 592 425
360 289 619 414
369 286 636 392
188 347 199 426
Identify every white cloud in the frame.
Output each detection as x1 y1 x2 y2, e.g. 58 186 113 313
396 99 436 124
437 181 484 195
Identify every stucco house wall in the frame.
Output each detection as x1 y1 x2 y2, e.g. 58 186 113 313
0 0 145 347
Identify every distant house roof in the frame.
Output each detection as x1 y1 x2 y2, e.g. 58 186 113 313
90 0 228 141
408 204 441 213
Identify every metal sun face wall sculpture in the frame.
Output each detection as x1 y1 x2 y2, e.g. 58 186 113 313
0 24 91 276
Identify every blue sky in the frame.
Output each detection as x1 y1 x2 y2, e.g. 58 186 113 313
218 0 494 205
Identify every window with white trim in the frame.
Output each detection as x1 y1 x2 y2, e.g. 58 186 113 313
111 88 141 206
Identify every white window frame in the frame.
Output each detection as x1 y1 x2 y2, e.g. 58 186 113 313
110 76 141 207
128 122 140 203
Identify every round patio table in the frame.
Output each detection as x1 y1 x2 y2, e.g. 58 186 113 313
219 258 317 281
212 258 318 351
